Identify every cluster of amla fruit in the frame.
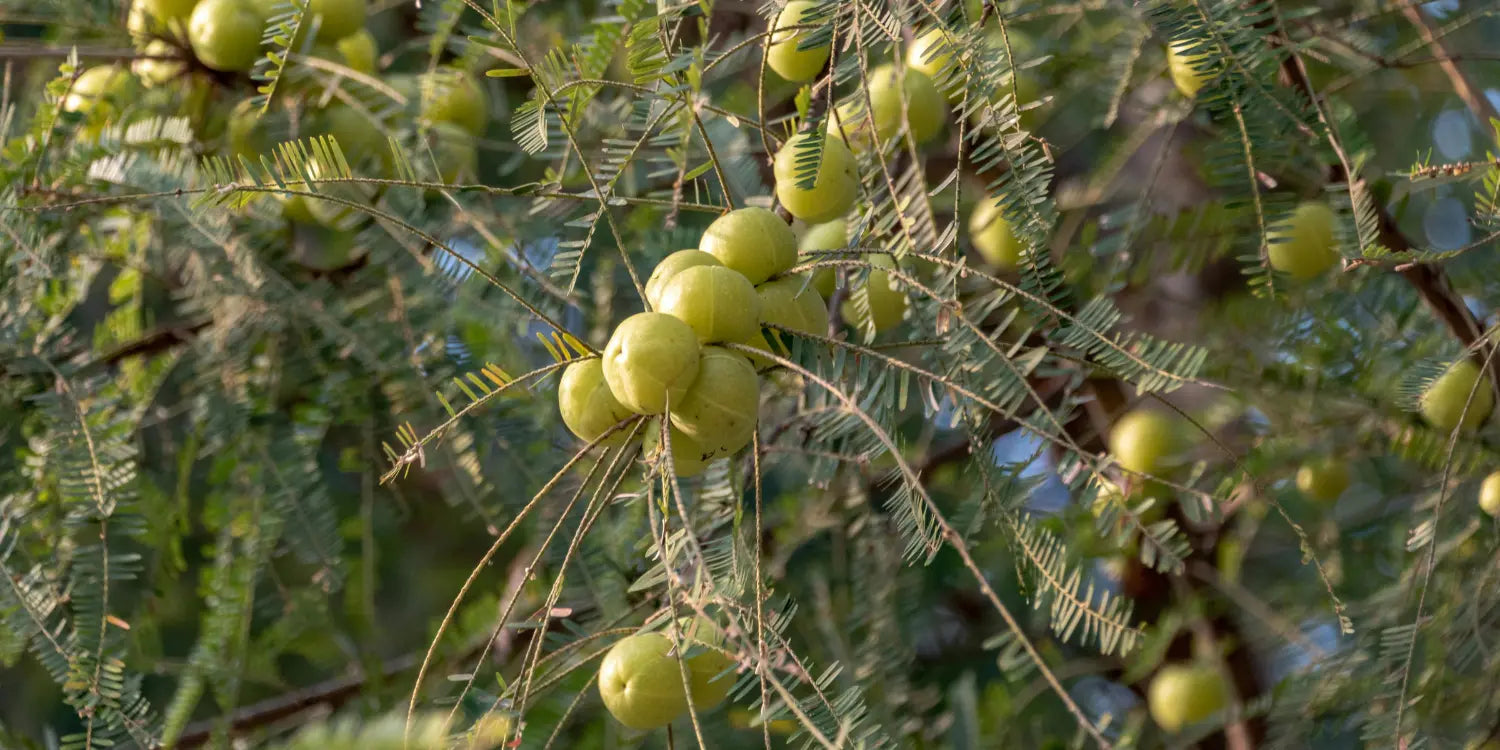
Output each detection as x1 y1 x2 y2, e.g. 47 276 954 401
596 617 735 730
558 207 836 476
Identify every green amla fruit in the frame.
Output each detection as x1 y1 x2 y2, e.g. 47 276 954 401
773 132 858 224
602 312 702 415
765 0 830 83
797 218 844 298
1266 201 1338 280
644 419 713 478
645 249 723 309
968 195 1022 270
597 633 690 730
557 358 634 445
673 616 735 711
1480 471 1500 517
1147 663 1228 732
62 65 136 115
133 41 186 87
844 63 946 146
419 68 488 136
1295 457 1349 502
335 28 377 74
741 275 828 369
1420 359 1494 432
656 265 763 344
669 347 759 457
699 207 798 285
426 122 479 184
188 0 266 73
1108 409 1186 476
841 254 907 334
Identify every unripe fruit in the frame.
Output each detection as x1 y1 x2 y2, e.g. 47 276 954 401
669 347 759 456
1167 40 1214 98
865 64 946 144
842 254 907 333
766 0 830 83
420 69 488 136
1108 409 1184 476
968 197 1022 270
133 41 185 87
1295 457 1350 502
130 0 199 39
602 312 702 415
301 0 366 42
597 633 689 729
1148 663 1228 732
656 265 762 344
743 275 828 368
62 65 134 115
644 420 713 478
1266 201 1338 280
558 359 635 445
798 219 844 298
907 28 955 80
320 104 391 176
675 617 734 711
1420 359 1494 432
335 28 378 74
773 133 858 224
699 207 798 285
646 249 723 309
189 0 265 72
1481 471 1500 517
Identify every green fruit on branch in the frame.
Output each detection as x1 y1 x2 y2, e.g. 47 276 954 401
1148 663 1228 732
335 28 378 75
907 28 956 80
656 265 762 344
968 196 1022 270
189 0 266 72
674 616 735 711
1295 457 1349 502
1481 471 1500 517
133 41 185 87
1420 359 1493 432
1167 40 1214 98
602 312 702 415
319 104 392 177
669 347 759 457
419 69 488 136
742 275 829 368
129 0 199 40
699 207 798 285
863 63 947 145
766 0 830 83
644 420 713 478
1266 201 1338 280
798 218 844 298
62 65 135 115
301 0 367 43
1108 409 1185 476
645 249 723 309
597 633 690 729
841 254 907 334
773 132 858 224
558 358 635 445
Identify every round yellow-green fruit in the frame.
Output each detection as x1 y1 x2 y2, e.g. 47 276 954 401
674 617 735 711
699 207 798 285
1266 201 1338 280
644 420 713 478
558 358 634 445
864 63 946 144
841 254 907 334
1481 471 1500 517
133 41 185 87
968 196 1022 270
1108 409 1184 476
656 265 763 344
335 28 377 74
1295 457 1350 502
188 0 266 73
62 65 134 115
602 312 702 415
597 633 690 730
427 121 479 183
1147 663 1228 732
742 275 829 368
669 347 759 457
1167 40 1214 98
420 69 488 136
766 0 830 83
300 0 366 42
798 218 844 298
1420 359 1493 433
319 104 391 176
773 132 858 224
646 249 723 309
907 28 956 80
129 0 199 38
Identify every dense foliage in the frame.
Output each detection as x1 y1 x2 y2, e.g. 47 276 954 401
3 0 1500 748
